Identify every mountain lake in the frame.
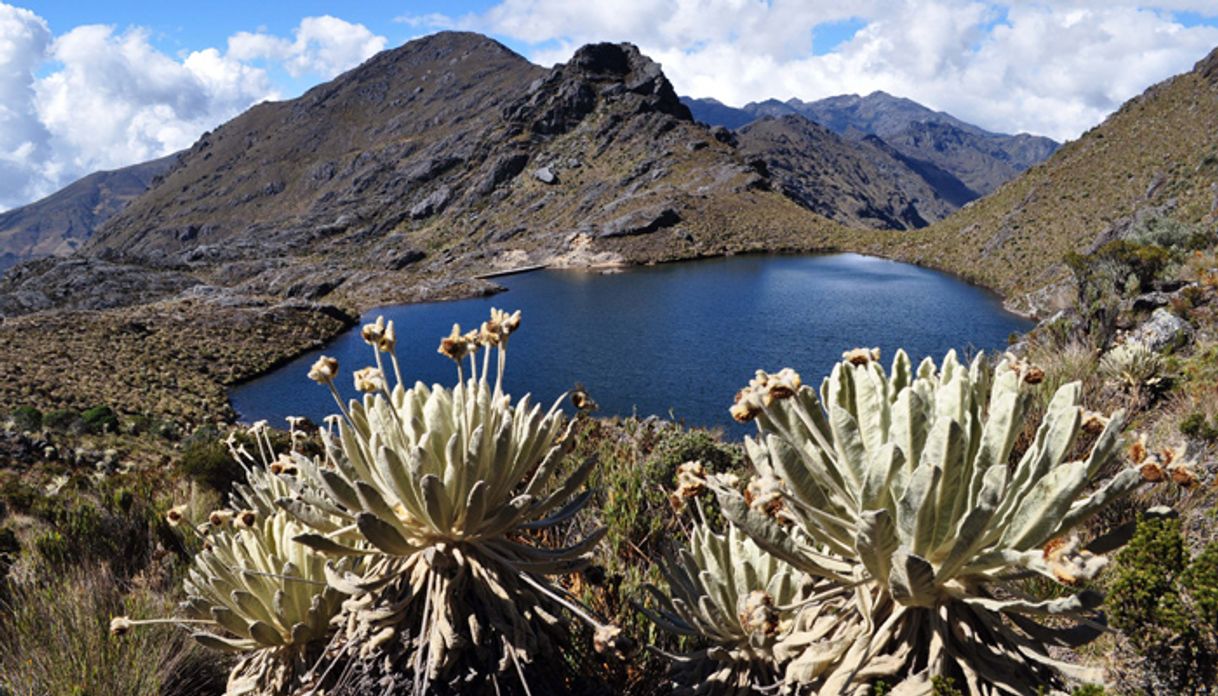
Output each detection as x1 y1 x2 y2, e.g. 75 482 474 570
229 253 1033 437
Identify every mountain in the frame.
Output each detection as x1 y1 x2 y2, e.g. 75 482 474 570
682 91 1059 198
0 156 175 272
23 33 827 316
884 45 1218 315
736 115 956 228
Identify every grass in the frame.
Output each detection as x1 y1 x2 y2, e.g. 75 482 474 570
0 565 225 696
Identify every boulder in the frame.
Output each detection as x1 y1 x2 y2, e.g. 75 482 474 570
1128 307 1193 352
409 186 452 219
533 166 558 184
599 206 681 238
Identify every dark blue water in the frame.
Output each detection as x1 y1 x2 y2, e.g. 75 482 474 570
229 254 1031 436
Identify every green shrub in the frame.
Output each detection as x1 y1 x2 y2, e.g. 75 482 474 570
1179 411 1218 442
1071 686 1106 696
43 409 82 433
177 432 242 494
1108 513 1218 692
11 406 42 432
81 405 119 434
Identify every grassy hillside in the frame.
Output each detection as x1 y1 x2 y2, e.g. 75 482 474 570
880 46 1218 316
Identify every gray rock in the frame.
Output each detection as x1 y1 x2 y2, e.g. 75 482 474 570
599 206 681 238
1128 307 1194 352
533 166 558 184
409 186 452 219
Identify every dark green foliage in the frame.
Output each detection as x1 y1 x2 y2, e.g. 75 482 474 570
1181 542 1218 630
23 481 160 577
11 406 42 432
1179 411 1218 442
178 427 241 494
931 676 963 696
43 409 82 433
1108 514 1218 692
1071 687 1105 696
80 405 119 434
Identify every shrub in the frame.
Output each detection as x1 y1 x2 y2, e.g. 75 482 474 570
178 431 243 494
43 409 82 433
1108 513 1218 692
1179 411 1218 442
11 406 42 432
81 405 119 434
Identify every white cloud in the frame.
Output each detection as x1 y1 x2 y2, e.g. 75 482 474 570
228 15 385 78
0 3 54 208
468 0 1218 141
0 8 388 211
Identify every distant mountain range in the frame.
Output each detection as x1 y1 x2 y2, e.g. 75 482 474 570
682 92 1059 200
0 155 175 271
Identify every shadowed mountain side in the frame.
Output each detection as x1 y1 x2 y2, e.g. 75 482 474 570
737 115 957 229
0 155 176 272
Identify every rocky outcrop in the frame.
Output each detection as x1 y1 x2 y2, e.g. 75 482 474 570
1128 307 1194 352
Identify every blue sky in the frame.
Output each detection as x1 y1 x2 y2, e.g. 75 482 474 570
4 2 1218 210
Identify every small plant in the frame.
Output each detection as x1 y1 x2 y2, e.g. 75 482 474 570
43 409 82 433
11 406 42 432
1179 411 1218 442
81 405 119 434
639 521 848 693
1099 341 1164 393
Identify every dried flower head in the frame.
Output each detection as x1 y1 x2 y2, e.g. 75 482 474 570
842 347 881 366
166 504 188 527
109 616 132 636
738 590 779 637
353 366 386 393
673 461 707 501
236 509 258 528
378 319 397 352
1129 433 1149 464
1081 410 1110 435
308 355 339 384
361 316 386 347
208 509 234 527
438 324 469 362
1043 535 1107 585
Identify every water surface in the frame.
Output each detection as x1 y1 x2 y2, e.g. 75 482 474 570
230 254 1031 436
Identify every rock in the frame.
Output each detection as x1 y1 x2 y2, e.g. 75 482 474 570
533 166 558 184
384 248 425 270
1128 307 1193 352
476 153 530 195
409 186 452 219
1130 291 1172 312
599 206 682 238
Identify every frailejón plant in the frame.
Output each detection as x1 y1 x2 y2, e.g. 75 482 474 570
282 310 626 694
640 518 860 694
714 349 1155 694
113 422 356 696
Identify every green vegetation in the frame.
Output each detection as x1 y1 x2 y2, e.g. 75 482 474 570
1108 513 1218 692
10 406 42 432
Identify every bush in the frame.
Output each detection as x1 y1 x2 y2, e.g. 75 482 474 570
1179 411 1218 442
43 409 82 433
81 405 119 434
1108 513 1218 692
177 431 242 494
11 406 42 432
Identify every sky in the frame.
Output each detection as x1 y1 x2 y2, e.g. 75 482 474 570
2 2 1217 211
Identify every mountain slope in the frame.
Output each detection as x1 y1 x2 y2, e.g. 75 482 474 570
682 91 1059 198
69 34 829 309
0 155 175 271
883 45 1218 315
737 115 955 228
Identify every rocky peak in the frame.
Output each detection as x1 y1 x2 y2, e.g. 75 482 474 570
505 42 690 136
1197 44 1218 83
